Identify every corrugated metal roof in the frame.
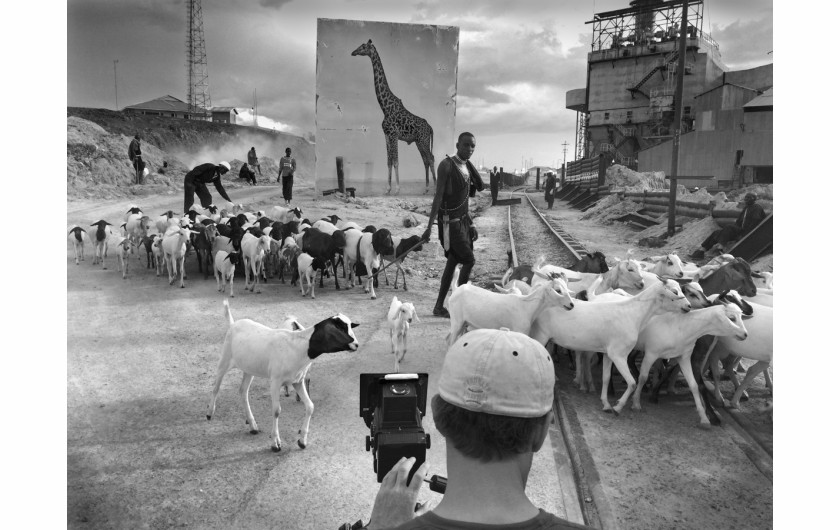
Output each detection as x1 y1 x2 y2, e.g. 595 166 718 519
743 87 773 110
210 107 239 114
124 95 200 113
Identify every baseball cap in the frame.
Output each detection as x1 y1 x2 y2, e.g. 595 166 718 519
219 161 231 171
438 328 555 418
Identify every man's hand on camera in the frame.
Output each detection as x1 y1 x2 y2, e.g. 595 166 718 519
422 227 432 243
366 457 430 530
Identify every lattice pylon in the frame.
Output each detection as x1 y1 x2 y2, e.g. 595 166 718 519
575 112 589 161
186 0 211 119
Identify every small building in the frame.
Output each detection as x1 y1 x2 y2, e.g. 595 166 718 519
123 95 206 119
210 107 239 124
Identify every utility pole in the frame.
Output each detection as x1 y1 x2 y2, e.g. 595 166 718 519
253 88 258 127
113 60 119 111
561 141 569 167
667 0 689 236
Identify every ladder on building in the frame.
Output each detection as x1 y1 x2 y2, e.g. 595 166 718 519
627 49 680 99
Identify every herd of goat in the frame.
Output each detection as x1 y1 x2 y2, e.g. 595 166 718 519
68 202 772 451
68 203 425 298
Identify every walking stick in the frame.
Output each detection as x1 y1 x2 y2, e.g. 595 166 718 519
370 237 428 280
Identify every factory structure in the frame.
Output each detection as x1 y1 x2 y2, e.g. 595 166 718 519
565 0 772 189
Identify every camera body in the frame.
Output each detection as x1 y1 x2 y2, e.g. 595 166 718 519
360 373 430 483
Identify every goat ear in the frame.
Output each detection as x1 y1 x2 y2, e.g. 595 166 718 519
351 322 360 328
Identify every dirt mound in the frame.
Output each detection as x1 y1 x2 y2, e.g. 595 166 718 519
606 165 667 190
67 107 315 201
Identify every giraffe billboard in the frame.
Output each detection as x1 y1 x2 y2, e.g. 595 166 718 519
315 18 459 196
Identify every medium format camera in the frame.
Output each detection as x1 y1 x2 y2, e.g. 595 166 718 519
359 373 430 483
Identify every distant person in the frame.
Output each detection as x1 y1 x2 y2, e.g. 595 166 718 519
364 328 592 530
422 132 484 317
490 166 500 205
694 191 766 258
278 147 296 206
247 147 261 176
128 133 144 184
183 161 233 214
544 171 556 209
239 162 257 186
499 167 505 189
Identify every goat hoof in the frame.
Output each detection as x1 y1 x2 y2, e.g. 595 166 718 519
181 285 185 288
698 421 712 430
250 429 259 435
271 445 282 453
206 415 212 420
371 295 377 300
297 439 306 449
631 404 642 412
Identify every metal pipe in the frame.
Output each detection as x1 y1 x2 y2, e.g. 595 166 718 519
667 0 689 235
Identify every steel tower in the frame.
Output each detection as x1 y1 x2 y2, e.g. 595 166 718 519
186 0 211 119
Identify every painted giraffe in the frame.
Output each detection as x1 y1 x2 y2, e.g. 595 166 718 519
351 39 435 195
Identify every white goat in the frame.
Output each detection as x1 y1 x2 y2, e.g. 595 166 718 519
207 300 359 451
530 279 691 414
447 278 575 347
163 226 197 288
125 213 151 258
638 254 686 278
388 296 420 372
630 303 749 426
708 303 773 409
115 237 132 279
68 226 88 265
150 234 165 276
240 233 272 293
90 220 113 268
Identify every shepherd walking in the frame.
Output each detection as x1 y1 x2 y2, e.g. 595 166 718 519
277 147 296 206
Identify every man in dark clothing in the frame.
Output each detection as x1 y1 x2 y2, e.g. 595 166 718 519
490 166 500 205
698 192 766 255
422 132 485 318
247 147 261 176
129 134 144 184
184 161 233 214
239 163 257 186
544 171 557 209
277 147 296 206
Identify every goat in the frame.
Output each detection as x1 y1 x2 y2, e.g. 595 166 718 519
298 252 327 299
206 300 359 451
708 303 773 409
240 233 272 293
68 226 88 264
639 254 686 278
494 279 531 296
301 229 344 290
267 206 303 224
530 278 691 414
277 316 310 400
214 251 242 297
388 296 420 372
568 251 609 273
193 223 219 279
163 226 197 288
629 303 749 426
149 234 165 276
124 205 142 222
115 237 132 279
447 278 575 347
694 255 757 297
90 220 113 268
125 214 151 258
344 228 394 299
382 235 424 291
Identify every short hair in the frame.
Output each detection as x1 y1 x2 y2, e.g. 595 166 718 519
285 147 292 153
432 394 549 462
457 132 475 143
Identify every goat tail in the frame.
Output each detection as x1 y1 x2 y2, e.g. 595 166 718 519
223 299 234 326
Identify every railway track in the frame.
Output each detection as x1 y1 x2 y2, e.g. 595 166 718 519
502 189 772 529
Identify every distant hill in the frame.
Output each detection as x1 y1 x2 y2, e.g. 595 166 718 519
66 107 314 200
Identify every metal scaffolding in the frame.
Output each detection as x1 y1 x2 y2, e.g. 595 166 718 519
586 0 715 54
186 0 211 119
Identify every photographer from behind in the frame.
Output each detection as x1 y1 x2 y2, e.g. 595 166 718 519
366 328 591 530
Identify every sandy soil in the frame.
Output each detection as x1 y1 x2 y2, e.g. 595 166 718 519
67 184 771 529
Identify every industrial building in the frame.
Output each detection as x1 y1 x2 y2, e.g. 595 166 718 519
565 0 772 188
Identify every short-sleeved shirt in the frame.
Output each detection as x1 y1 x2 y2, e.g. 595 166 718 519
388 509 593 529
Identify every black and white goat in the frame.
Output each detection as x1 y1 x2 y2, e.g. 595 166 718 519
206 300 360 451
382 235 424 291
68 226 88 265
213 250 242 297
90 220 113 268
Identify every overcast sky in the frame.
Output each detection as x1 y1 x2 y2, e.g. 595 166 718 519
67 0 773 170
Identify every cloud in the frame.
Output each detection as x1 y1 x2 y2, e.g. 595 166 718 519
710 12 773 70
258 0 294 9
